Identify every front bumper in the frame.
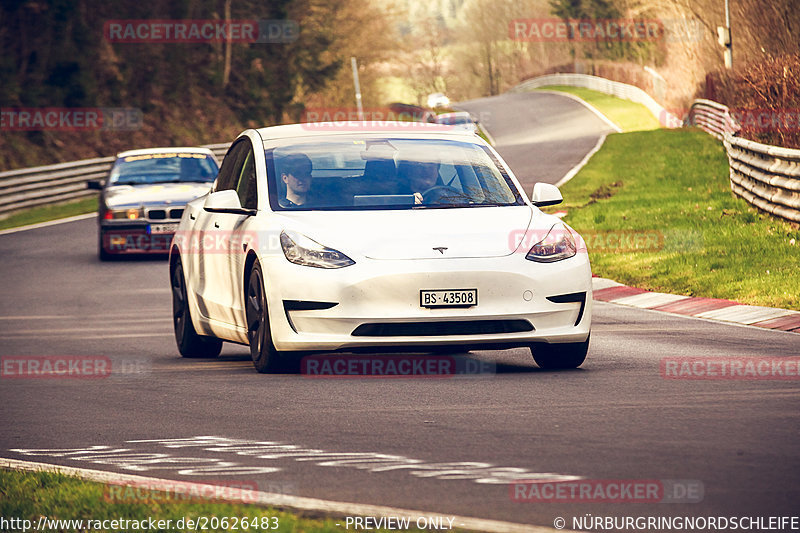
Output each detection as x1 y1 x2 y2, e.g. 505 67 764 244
99 221 176 254
261 253 592 352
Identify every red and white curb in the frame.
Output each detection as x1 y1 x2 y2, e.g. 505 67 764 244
592 277 800 333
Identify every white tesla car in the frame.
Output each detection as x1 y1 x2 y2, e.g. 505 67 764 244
169 123 592 373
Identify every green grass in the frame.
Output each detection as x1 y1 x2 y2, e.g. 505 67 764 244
534 85 662 132
552 128 800 310
0 469 432 533
0 197 98 231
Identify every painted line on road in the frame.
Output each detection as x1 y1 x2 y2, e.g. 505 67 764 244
555 134 607 188
536 90 622 134
0 458 579 533
0 212 96 236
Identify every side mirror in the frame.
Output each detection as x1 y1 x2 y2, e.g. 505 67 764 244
203 190 256 215
531 183 563 207
86 179 103 190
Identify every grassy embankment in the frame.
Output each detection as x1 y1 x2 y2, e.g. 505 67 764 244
0 469 431 533
536 85 799 310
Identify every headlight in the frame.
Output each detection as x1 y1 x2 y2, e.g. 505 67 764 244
525 223 577 263
104 207 144 220
280 230 355 269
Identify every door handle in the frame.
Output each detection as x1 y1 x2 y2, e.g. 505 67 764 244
190 213 195 220
214 222 219 228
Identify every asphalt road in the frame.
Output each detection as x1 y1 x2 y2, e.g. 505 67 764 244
2 92 799 530
457 91 615 187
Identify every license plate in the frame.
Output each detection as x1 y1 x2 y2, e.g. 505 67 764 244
150 223 178 234
420 289 477 308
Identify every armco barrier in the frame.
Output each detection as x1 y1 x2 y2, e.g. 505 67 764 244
687 98 800 223
0 143 230 215
685 99 740 140
512 73 681 128
723 133 800 223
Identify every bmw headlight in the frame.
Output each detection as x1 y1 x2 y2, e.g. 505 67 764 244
525 223 577 263
104 207 144 220
280 230 355 269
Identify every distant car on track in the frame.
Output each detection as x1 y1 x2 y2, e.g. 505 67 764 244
436 111 478 133
169 123 592 373
426 92 450 109
88 147 219 260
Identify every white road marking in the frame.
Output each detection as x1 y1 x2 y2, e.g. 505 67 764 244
0 213 96 236
0 333 172 340
590 277 624 291
694 306 797 325
536 90 623 134
0 457 578 533
555 134 608 188
610 292 690 308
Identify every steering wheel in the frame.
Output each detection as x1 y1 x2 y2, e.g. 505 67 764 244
421 185 469 204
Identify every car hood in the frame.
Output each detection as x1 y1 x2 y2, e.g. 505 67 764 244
104 182 212 209
278 206 541 260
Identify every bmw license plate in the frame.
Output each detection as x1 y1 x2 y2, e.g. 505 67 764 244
150 223 178 234
420 289 477 308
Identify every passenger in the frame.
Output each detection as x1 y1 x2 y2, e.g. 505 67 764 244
279 154 314 208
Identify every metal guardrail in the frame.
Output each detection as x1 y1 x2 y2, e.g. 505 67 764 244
685 99 740 140
723 133 800 223
686 98 800 223
512 73 681 128
0 143 230 216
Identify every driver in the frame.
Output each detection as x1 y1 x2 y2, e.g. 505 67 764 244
404 161 441 204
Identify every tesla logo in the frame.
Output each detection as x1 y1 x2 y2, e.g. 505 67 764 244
433 247 448 254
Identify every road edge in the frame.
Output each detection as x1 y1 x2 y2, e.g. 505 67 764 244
0 457 581 533
0 212 95 236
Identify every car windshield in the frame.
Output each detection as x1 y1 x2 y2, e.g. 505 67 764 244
109 152 218 185
438 115 472 125
266 136 523 211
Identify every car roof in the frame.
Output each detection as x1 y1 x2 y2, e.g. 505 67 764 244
254 121 478 141
116 147 215 158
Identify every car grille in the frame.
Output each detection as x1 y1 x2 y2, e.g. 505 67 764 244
145 208 184 221
351 320 534 337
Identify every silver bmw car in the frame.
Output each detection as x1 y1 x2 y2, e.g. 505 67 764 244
88 147 219 260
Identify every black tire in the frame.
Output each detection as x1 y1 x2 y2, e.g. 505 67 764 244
171 258 223 358
246 261 297 373
98 231 112 261
530 335 590 369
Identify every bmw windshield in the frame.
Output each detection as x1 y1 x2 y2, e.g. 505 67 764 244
266 137 524 210
109 152 218 186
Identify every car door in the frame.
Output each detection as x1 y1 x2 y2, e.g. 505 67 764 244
222 142 260 328
192 139 249 324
